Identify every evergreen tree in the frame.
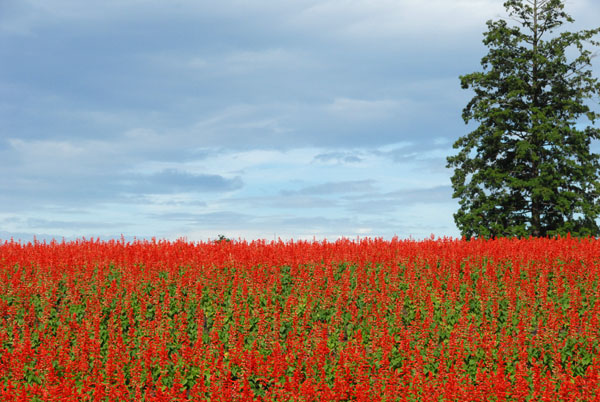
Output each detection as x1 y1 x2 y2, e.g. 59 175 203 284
447 0 600 238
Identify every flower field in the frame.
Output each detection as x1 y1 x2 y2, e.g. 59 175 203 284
1 236 600 401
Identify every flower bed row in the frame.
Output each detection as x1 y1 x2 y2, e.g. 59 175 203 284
1 236 599 401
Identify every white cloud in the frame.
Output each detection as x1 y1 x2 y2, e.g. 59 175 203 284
289 0 598 42
3 0 595 44
12 0 598 241
290 0 505 40
1 140 460 240
7 138 105 174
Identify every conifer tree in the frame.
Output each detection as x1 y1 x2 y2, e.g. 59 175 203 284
447 0 600 238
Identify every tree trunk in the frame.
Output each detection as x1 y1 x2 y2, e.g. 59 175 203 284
531 197 542 236
530 0 542 237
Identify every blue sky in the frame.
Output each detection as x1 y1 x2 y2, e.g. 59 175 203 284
1 0 599 242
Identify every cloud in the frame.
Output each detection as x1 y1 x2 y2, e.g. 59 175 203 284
6 217 123 230
282 180 377 196
0 0 495 153
184 104 296 149
3 130 226 178
289 0 505 42
3 0 539 241
220 48 316 75
0 136 242 210
145 48 319 77
1 134 460 236
221 195 338 210
0 169 242 210
326 98 403 121
345 185 454 214
387 185 453 203
148 211 250 226
269 196 337 209
125 169 243 194
173 212 413 241
372 143 454 173
1 0 500 37
313 151 363 164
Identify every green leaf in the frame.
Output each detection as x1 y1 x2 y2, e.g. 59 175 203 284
447 0 600 239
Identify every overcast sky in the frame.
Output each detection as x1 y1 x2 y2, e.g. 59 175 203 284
1 0 599 242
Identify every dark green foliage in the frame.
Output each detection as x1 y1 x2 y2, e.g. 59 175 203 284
215 234 231 243
447 0 600 238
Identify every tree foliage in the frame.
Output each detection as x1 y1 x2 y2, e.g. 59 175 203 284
447 0 600 238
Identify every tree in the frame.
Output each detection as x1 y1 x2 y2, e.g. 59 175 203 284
447 0 600 239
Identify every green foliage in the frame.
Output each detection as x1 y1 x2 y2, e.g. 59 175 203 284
215 234 231 243
447 0 600 238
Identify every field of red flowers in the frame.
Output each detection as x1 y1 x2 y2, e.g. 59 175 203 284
1 236 600 401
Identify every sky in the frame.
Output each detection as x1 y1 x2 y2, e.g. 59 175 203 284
1 0 599 242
